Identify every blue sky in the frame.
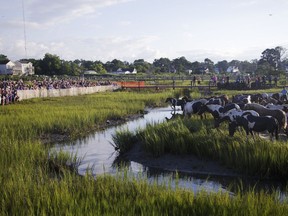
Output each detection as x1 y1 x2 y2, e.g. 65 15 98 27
1 0 288 63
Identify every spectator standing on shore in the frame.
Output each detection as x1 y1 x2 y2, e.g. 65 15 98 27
192 76 196 86
197 77 201 85
226 76 229 84
281 86 287 96
268 75 272 86
274 76 278 86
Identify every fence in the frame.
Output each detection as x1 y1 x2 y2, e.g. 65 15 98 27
117 81 145 88
16 85 120 101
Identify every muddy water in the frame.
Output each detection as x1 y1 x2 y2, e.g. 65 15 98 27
54 107 286 195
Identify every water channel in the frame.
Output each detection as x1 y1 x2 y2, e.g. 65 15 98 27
54 106 287 196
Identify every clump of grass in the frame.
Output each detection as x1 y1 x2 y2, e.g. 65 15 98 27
136 121 194 157
111 129 138 154
48 150 82 176
131 117 288 179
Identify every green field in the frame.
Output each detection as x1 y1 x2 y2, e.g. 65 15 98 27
1 88 288 215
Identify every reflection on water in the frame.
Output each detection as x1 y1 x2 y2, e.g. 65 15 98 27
55 107 176 175
53 106 287 195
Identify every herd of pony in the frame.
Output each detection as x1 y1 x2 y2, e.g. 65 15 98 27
165 92 288 141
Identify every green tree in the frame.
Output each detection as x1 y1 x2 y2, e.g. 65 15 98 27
0 54 9 64
153 58 171 73
172 56 191 73
104 59 128 72
132 59 152 73
190 61 202 74
38 53 62 75
81 60 95 70
238 60 257 74
215 60 228 73
204 58 214 73
94 62 107 74
257 46 286 74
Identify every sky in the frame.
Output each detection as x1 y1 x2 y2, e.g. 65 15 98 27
1 0 288 64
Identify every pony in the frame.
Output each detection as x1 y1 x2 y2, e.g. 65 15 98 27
272 92 288 102
228 114 279 141
165 112 183 121
250 93 264 103
206 95 229 106
266 104 288 113
262 93 273 99
206 98 223 106
259 97 281 106
183 98 208 118
197 103 240 120
165 97 186 111
232 94 251 104
243 103 287 133
214 109 259 128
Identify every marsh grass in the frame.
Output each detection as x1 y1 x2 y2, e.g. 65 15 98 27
111 129 138 154
2 89 288 215
115 115 288 180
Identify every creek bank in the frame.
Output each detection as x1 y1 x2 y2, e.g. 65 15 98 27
40 112 147 145
120 141 242 179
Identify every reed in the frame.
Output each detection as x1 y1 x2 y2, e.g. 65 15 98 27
111 129 138 154
115 116 288 179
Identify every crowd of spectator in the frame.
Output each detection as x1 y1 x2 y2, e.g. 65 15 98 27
0 78 114 105
217 74 279 90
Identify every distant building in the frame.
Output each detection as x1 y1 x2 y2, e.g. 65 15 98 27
196 67 209 74
111 68 137 75
84 70 98 75
214 67 220 74
226 66 239 73
0 60 34 75
169 66 177 73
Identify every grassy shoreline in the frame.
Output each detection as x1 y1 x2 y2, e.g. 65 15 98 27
1 89 288 215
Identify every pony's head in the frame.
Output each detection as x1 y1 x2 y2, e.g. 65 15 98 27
165 97 172 103
214 115 231 128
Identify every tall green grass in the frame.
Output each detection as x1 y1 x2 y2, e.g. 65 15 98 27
0 91 169 141
115 116 288 179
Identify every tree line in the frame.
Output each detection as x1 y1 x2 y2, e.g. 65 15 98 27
0 46 287 77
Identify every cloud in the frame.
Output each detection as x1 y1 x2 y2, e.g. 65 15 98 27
25 0 134 26
65 35 161 62
176 47 263 63
119 21 131 26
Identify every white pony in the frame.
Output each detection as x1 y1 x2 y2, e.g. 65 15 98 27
183 98 208 118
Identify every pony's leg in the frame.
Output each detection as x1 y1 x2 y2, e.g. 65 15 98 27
250 131 256 141
270 133 273 141
237 126 243 135
245 130 251 142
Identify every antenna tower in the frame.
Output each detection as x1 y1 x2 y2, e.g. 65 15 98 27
22 0 27 58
